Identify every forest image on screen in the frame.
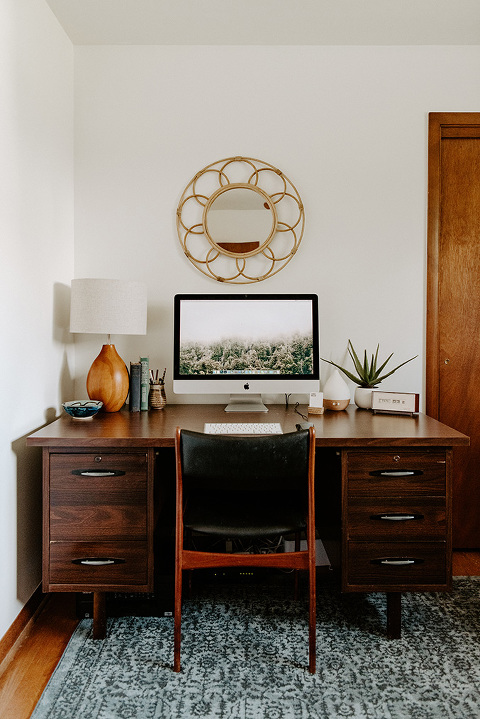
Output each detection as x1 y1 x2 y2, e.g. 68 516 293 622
178 299 314 377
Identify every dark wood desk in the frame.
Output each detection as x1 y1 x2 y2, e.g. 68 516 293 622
27 404 469 639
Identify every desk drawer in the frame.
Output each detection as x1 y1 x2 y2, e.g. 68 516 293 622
346 541 447 587
50 452 147 486
347 497 446 540
50 452 148 540
50 504 147 541
347 451 446 496
49 541 148 586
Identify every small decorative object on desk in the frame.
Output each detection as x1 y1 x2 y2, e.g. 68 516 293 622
149 368 167 410
62 400 103 419
308 391 324 415
372 391 420 416
321 340 417 410
322 369 350 411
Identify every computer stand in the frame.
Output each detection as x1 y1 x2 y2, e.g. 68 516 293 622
224 394 268 412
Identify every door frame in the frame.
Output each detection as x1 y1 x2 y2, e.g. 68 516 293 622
426 112 480 418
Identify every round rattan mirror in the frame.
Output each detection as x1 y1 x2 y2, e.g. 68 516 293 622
176 156 304 284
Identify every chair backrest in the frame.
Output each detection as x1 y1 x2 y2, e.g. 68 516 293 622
176 428 313 493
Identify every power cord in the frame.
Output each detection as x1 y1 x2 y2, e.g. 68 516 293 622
294 402 309 421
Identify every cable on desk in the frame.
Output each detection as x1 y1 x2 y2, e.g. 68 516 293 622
294 402 309 421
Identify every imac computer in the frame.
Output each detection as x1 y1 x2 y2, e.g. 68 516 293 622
173 294 319 412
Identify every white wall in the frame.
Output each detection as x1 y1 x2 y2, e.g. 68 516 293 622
74 45 480 403
0 0 73 638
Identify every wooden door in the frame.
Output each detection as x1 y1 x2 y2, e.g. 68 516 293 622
427 112 480 548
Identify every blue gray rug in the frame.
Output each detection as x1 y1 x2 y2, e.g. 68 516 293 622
32 577 480 719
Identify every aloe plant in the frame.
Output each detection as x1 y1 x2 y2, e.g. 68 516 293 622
321 340 417 388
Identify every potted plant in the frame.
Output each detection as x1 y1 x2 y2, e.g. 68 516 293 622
321 340 417 409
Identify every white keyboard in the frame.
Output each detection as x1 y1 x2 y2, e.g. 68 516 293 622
204 423 283 435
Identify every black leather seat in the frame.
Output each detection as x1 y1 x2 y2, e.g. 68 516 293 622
174 426 317 674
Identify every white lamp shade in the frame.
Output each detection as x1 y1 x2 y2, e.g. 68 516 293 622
70 278 147 336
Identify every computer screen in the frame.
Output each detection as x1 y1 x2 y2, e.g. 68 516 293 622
173 294 319 411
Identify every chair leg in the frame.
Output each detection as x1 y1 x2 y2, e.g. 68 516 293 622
185 529 193 598
174 565 183 672
308 563 316 674
294 532 300 600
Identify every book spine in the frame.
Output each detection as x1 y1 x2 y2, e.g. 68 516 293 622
129 362 141 412
140 357 149 411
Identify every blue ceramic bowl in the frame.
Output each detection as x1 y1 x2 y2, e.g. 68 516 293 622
62 400 103 419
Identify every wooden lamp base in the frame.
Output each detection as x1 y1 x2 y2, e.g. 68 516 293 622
86 344 129 412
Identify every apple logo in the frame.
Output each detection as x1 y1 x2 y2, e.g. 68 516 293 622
244 383 250 390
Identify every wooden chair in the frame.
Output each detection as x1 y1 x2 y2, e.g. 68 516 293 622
174 426 316 674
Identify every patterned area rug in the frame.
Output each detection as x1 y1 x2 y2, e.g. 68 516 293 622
32 577 480 719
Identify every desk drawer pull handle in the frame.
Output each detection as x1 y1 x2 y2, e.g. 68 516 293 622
72 557 126 566
371 513 424 521
370 470 422 478
371 557 424 566
71 469 126 477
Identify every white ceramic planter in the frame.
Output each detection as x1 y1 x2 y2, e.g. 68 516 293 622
354 387 373 409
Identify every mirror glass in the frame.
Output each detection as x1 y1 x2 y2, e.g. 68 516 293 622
205 187 275 255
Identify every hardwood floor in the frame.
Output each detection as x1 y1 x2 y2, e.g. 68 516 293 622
0 594 78 719
451 549 480 576
0 553 479 719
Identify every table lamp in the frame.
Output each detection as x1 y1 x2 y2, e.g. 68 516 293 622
70 278 147 412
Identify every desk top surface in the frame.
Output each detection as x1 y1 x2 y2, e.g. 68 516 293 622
26 404 469 449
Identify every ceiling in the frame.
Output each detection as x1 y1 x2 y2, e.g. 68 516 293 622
44 0 480 45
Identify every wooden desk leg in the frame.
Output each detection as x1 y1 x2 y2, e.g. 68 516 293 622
93 592 107 639
386 592 402 639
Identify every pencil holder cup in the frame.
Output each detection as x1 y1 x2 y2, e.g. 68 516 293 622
149 382 167 410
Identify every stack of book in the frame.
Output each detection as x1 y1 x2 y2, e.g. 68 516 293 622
129 357 149 411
